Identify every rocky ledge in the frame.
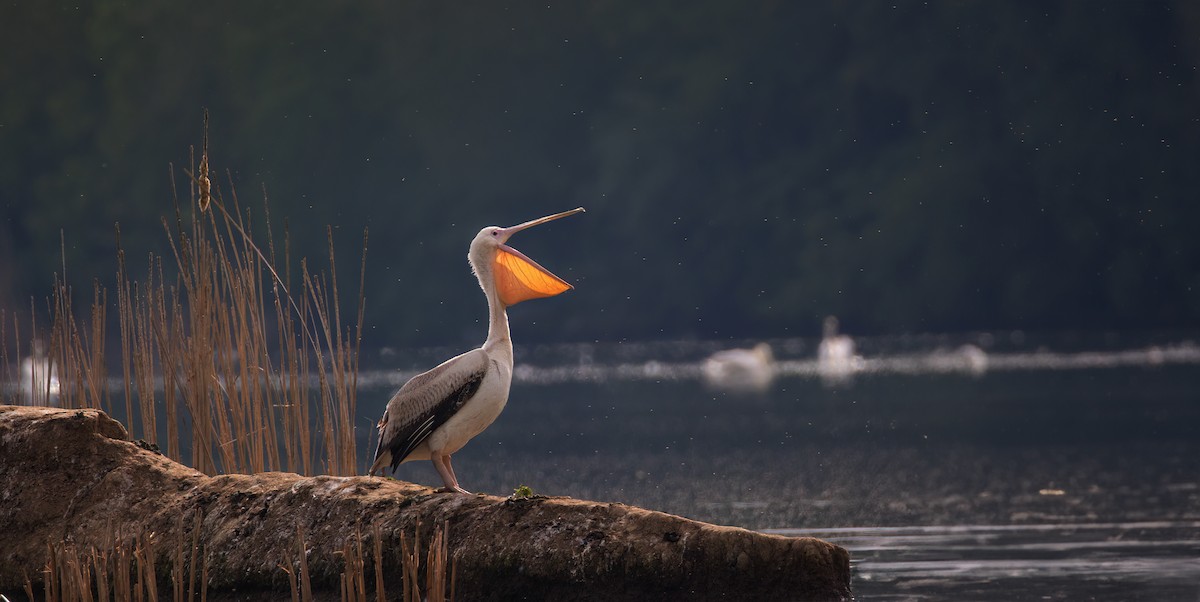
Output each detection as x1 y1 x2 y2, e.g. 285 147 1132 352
0 405 850 600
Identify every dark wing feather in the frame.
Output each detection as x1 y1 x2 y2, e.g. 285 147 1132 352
372 349 489 473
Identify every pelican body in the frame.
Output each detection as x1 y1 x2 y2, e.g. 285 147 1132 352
702 342 775 393
817 315 861 386
817 316 855 367
369 208 584 493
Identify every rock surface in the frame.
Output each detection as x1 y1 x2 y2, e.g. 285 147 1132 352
0 405 852 600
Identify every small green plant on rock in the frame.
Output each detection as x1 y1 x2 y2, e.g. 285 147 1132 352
509 485 535 500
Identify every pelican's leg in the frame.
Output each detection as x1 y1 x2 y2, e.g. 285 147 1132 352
445 455 471 494
431 454 470 494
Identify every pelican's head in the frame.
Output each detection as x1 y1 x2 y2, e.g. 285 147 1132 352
468 207 585 307
823 315 841 338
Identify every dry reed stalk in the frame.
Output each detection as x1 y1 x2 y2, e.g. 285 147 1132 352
135 297 159 446
159 164 364 476
45 540 58 602
54 543 71 602
211 182 336 472
147 532 160 602
19 306 28 406
352 525 366 602
84 552 98 602
113 539 132 602
133 537 145 602
27 516 459 602
189 225 238 474
256 199 286 470
155 262 182 462
118 229 165 448
195 167 300 475
425 530 442 602
200 553 208 602
88 287 107 411
187 510 203 602
197 110 211 214
4 113 366 481
338 545 349 601
46 271 109 413
3 277 54 406
172 514 185 602
372 524 385 602
336 523 368 602
396 521 457 602
297 523 312 602
162 197 216 473
399 529 419 602
46 278 74 409
307 282 364 472
93 547 111 602
66 544 95 602
208 205 250 471
39 538 151 602
22 305 38 408
1 309 9 404
307 227 368 476
280 558 299 602
218 200 282 474
2 310 21 406
424 521 452 602
57 546 71 602
117 226 138 438
273 221 314 474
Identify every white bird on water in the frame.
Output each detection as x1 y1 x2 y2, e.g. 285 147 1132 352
369 208 584 493
702 342 775 393
20 339 60 407
817 315 861 384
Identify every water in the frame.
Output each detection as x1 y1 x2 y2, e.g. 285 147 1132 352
775 522 1200 600
12 332 1196 598
358 333 1200 600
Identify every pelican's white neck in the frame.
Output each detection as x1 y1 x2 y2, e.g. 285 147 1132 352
483 282 511 352
472 256 513 359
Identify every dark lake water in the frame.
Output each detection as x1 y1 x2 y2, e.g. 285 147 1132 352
357 333 1200 600
13 331 1196 599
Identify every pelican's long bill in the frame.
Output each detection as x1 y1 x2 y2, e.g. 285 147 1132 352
494 207 585 306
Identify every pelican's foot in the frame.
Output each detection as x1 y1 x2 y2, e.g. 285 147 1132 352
435 486 472 495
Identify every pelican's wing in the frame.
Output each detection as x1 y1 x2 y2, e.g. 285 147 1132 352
370 348 489 475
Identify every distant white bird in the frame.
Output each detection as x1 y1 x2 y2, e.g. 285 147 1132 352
817 316 861 385
926 343 990 376
958 344 989 375
369 208 584 493
19 339 59 407
702 342 775 393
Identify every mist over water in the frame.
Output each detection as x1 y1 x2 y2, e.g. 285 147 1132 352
360 332 1200 600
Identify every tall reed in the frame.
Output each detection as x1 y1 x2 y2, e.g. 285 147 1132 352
0 117 456 600
1 120 367 477
33 529 174 602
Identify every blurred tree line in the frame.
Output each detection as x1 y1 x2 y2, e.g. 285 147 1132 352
2 1 1198 348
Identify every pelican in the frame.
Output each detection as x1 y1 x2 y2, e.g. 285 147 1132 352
702 342 775 393
369 208 584 493
817 315 861 385
19 339 60 407
957 343 989 376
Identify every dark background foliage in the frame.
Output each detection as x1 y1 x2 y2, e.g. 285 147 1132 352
3 2 1198 348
